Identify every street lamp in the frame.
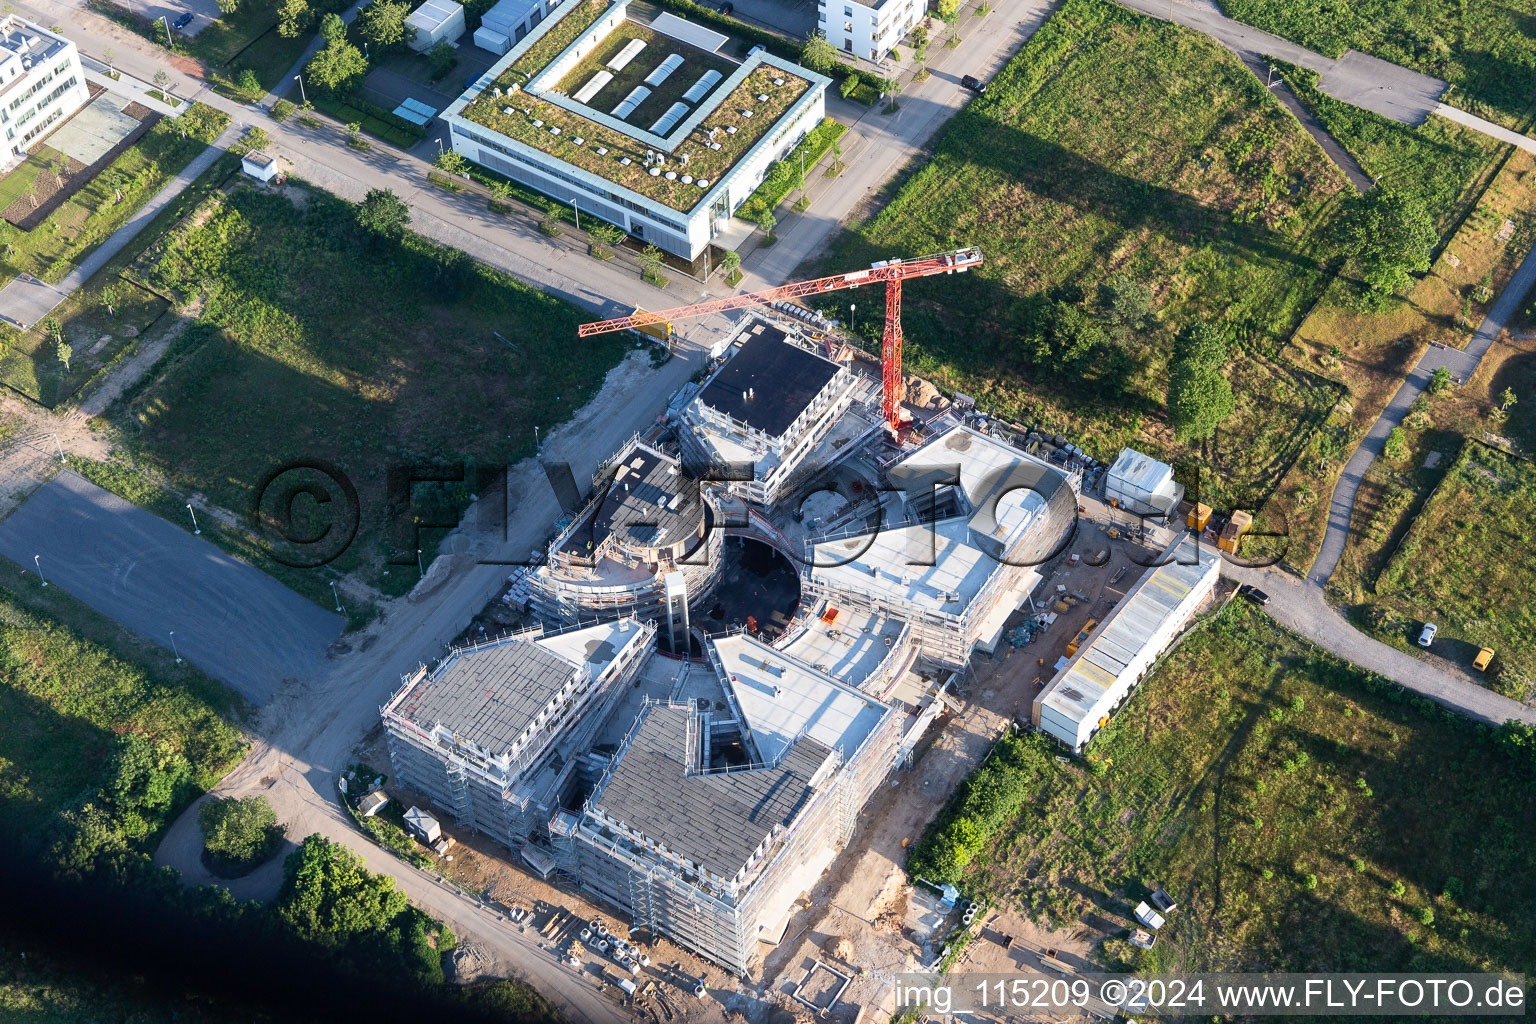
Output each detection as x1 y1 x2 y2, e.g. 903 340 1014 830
294 74 307 105
436 137 444 156
417 548 424 576
534 425 540 450
159 15 172 47
33 554 45 587
571 198 581 230
169 631 181 665
329 580 344 614
849 303 856 334
186 503 200 535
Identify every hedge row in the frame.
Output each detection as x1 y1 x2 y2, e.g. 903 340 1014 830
736 118 848 221
311 94 427 148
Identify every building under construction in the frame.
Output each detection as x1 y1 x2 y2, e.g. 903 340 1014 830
382 618 655 852
569 631 909 975
804 421 1080 668
676 316 882 505
528 439 724 641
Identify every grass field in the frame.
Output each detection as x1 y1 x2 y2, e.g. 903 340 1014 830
95 182 628 606
1221 0 1536 129
0 556 245 844
0 147 241 409
816 0 1346 509
1258 145 1536 573
931 603 1536 975
1365 442 1536 694
0 104 228 287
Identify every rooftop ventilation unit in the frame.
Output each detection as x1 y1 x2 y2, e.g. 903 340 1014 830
644 53 684 88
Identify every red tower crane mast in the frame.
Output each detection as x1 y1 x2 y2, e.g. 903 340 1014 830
575 246 983 430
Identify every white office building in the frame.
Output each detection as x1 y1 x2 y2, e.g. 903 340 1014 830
444 0 830 260
817 0 924 63
0 18 88 167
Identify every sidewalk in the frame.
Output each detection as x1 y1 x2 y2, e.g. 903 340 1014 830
0 123 237 328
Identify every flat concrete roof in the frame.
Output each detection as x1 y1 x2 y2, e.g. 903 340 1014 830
712 633 888 765
393 638 578 754
592 702 831 878
698 320 840 438
558 442 705 558
779 604 907 688
810 517 998 612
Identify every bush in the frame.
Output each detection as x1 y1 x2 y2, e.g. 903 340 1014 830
840 71 861 99
736 118 848 222
309 95 425 147
199 794 283 874
270 98 297 122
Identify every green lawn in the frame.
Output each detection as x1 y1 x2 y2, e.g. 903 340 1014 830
95 182 628 606
921 602 1536 975
1370 442 1536 693
1221 0 1536 129
0 557 246 844
817 0 1346 509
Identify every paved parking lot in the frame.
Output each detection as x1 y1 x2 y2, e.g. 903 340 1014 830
0 472 342 702
113 0 224 38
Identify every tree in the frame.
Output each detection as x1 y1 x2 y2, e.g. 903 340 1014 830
1025 300 1109 374
800 31 836 74
355 188 410 241
358 0 413 51
277 0 313 38
487 179 516 207
277 835 408 944
1499 386 1518 412
1336 187 1436 298
1428 365 1453 395
56 339 72 371
103 45 115 71
235 67 262 94
305 37 367 93
1096 272 1156 341
721 249 741 279
319 11 347 43
427 40 457 80
435 149 469 176
586 220 624 258
935 0 960 22
755 208 776 240
200 795 281 870
151 69 170 93
216 0 239 14
638 243 665 281
830 137 844 175
101 282 121 317
1167 321 1235 442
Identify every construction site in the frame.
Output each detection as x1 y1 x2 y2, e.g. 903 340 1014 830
376 249 1229 1012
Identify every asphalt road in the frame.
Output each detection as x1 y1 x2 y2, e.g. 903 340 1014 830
0 471 342 701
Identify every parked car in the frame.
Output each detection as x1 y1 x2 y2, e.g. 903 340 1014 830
1418 622 1438 647
718 1 733 13
173 11 194 29
961 74 987 94
1238 584 1270 607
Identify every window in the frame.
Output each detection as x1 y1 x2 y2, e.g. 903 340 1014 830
842 4 852 14
843 21 852 31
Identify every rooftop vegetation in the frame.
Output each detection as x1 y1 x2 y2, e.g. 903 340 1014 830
461 4 812 211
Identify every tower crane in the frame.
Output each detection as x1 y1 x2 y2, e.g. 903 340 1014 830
576 246 983 430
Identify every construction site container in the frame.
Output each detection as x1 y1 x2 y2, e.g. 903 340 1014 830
1188 502 1211 531
1066 619 1097 657
1217 510 1252 554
